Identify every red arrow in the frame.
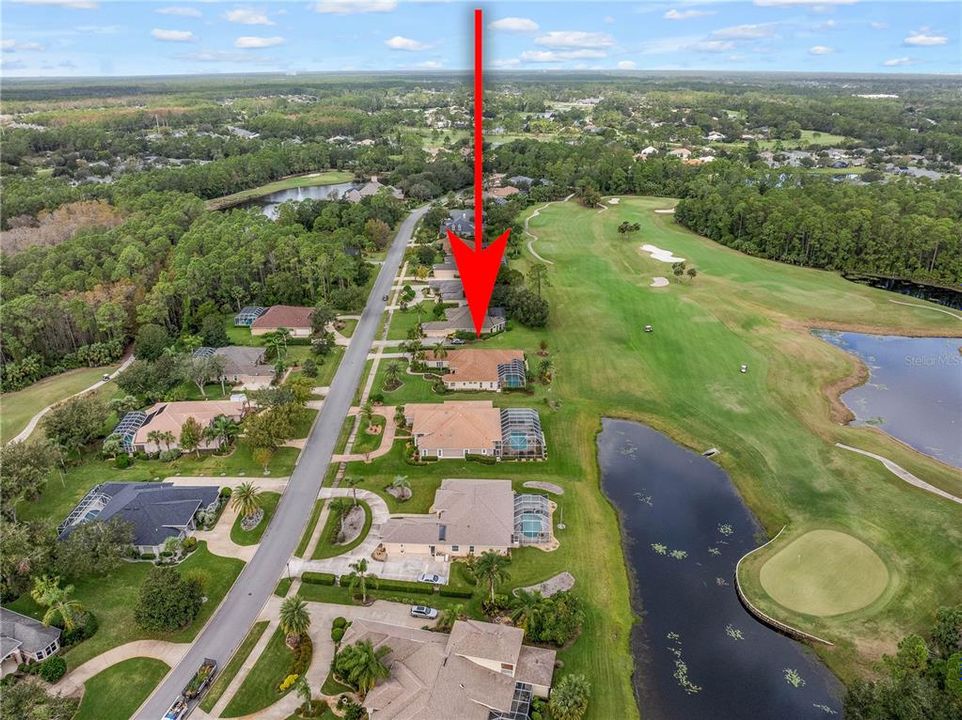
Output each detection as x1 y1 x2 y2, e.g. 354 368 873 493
447 7 511 337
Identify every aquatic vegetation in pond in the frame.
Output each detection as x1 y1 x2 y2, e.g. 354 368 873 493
633 492 653 506
784 668 806 688
669 550 688 560
813 703 838 715
652 543 668 555
718 523 734 536
667 634 702 695
715 577 729 587
708 547 721 556
725 624 745 640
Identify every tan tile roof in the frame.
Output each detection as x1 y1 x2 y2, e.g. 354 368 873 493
134 401 246 444
516 644 557 688
345 618 549 720
251 305 313 331
405 400 501 452
427 349 524 384
380 479 515 548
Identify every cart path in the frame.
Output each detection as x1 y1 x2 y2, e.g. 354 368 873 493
836 443 962 505
6 354 135 446
886 298 962 321
523 193 573 265
56 640 189 696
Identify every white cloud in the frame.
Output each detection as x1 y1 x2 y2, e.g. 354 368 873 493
151 28 197 42
234 35 284 48
754 0 858 5
520 49 608 62
225 9 273 25
904 30 948 46
809 45 834 55
311 0 396 14
617 60 636 69
869 21 888 30
1 39 45 52
883 56 916 67
176 50 276 65
535 31 615 49
491 57 521 69
488 17 539 33
693 40 736 52
156 6 201 17
664 9 715 21
385 35 429 51
9 0 98 8
711 24 778 40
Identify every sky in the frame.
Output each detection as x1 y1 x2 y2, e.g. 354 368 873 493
1 0 959 78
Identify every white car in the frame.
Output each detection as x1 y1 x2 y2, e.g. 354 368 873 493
449 338 465 345
410 605 439 619
418 573 443 584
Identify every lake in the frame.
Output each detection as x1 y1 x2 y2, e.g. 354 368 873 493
815 331 962 469
246 181 358 219
599 418 842 719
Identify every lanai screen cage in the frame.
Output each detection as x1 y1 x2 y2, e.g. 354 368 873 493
110 411 147 453
234 306 266 327
192 346 216 359
499 408 545 459
513 494 551 545
497 359 527 389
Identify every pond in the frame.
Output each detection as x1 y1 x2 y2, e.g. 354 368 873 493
599 418 843 719
815 331 962 469
245 181 358 219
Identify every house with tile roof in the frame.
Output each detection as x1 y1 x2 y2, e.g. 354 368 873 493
118 400 248 454
0 608 62 678
404 401 545 460
425 349 526 391
344 617 556 720
193 345 275 389
250 305 314 337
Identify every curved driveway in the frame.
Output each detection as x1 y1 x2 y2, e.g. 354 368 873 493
134 205 428 719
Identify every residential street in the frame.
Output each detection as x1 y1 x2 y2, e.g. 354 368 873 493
134 204 428 720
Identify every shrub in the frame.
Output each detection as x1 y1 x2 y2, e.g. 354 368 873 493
219 486 233 498
139 552 156 560
290 637 312 676
134 566 203 632
439 588 473 599
331 627 345 643
301 572 337 586
465 453 496 465
368 391 384 404
114 454 131 469
158 449 182 462
333 616 348 629
62 612 98 646
302 359 318 378
279 673 299 693
375 579 433 595
181 536 198 553
37 656 67 683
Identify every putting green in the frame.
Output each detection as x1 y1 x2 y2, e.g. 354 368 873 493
759 529 889 617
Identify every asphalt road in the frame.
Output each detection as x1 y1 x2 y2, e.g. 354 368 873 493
135 204 428 719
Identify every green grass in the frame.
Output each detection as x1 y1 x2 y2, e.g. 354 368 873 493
290 408 319 439
200 621 269 713
346 195 962 717
294 499 324 558
352 415 387 455
288 346 345 389
759 529 890 617
387 303 440 340
74 657 170 720
7 543 244 668
337 318 358 337
222 627 305 717
275 577 293 597
311 500 372 560
230 491 281 546
0 364 120 443
18 442 298 526
206 170 354 210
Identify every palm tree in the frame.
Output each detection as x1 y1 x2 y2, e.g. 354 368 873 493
549 673 591 720
389 475 410 501
509 589 545 631
360 401 375 430
279 594 311 648
101 434 125 460
437 603 464 632
159 431 176 451
384 361 402 390
347 558 378 604
474 551 511 604
343 477 362 506
231 482 262 520
432 342 447 360
30 576 84 632
210 415 240 448
294 675 313 713
538 357 554 384
338 640 391 696
538 339 549 356
146 430 164 453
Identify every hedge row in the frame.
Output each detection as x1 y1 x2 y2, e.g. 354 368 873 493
375 579 435 595
439 588 474 599
302 572 337 586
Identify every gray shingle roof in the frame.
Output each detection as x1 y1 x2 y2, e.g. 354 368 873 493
0 607 61 656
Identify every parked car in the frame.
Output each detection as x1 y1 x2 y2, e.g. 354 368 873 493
418 573 443 584
411 605 439 619
449 338 465 345
382 294 389 301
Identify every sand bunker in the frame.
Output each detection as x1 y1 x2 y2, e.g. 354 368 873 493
608 198 620 204
650 276 669 288
640 244 686 263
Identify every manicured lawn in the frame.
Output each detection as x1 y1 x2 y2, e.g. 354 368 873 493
74 657 170 720
294 499 324 557
290 408 319 439
337 318 358 337
287 346 345 390
222 627 305 717
206 170 354 210
0 364 119 443
6 543 244 668
311 500 372 560
373 358 519 406
352 415 387 455
386 303 440 340
230 491 282 546
200 621 270 713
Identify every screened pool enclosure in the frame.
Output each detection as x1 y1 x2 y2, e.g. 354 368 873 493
513 494 551 546
499 408 546 459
